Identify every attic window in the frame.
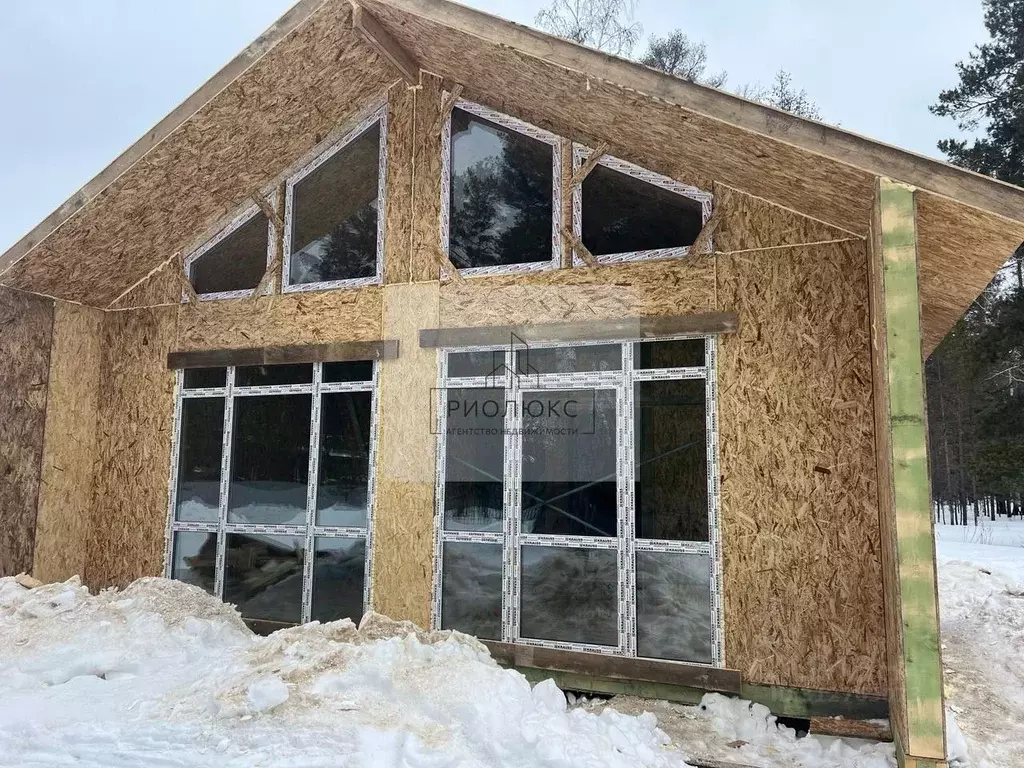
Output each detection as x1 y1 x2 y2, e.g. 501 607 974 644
185 205 274 299
573 146 713 264
443 99 560 274
284 107 386 291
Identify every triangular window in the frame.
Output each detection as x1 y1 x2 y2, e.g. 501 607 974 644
573 146 712 264
186 206 273 299
284 107 385 291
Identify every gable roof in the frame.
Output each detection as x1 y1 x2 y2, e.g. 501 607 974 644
2 0 1022 353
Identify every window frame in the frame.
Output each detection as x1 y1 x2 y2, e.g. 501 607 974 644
431 336 724 665
572 144 714 265
282 103 388 294
440 97 562 277
183 199 277 302
163 361 380 624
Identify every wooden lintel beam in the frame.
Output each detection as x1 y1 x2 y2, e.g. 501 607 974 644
167 339 400 370
570 143 610 187
432 84 465 135
350 2 420 85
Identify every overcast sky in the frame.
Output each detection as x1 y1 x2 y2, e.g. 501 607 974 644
0 0 988 252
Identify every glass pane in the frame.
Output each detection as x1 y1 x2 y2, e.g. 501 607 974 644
228 394 311 525
447 350 506 379
323 360 374 383
317 392 372 527
516 344 621 375
636 551 712 663
311 537 365 623
582 164 704 256
521 389 617 537
441 542 502 639
634 339 705 369
443 388 505 532
449 107 553 269
520 546 617 646
235 364 313 387
183 368 226 389
290 123 380 284
175 398 224 522
170 531 217 594
635 379 708 541
191 213 268 294
224 533 304 623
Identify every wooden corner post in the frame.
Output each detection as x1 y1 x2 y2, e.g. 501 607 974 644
869 177 947 768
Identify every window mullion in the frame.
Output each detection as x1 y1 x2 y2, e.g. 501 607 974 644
503 349 521 644
214 366 236 599
363 361 381 613
163 371 184 578
301 362 323 624
706 336 724 666
431 355 448 630
621 341 637 656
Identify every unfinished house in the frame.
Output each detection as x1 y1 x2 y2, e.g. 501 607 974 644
2 1 1023 765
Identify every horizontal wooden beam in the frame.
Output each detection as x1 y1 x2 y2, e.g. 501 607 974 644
351 2 420 85
167 339 399 369
420 312 738 349
483 641 741 694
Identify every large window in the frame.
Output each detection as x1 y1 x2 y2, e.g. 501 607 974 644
184 204 276 300
441 98 561 275
433 337 722 665
165 361 378 626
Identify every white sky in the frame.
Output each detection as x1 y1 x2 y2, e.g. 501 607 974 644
0 0 988 252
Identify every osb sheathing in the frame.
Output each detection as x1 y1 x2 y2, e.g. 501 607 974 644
1 0 395 306
108 259 181 310
384 82 415 284
85 307 177 589
371 282 440 627
916 190 1024 356
410 75 445 282
439 186 886 696
33 302 104 583
0 288 53 577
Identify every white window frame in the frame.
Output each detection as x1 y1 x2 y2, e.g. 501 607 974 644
572 144 714 265
431 336 724 666
164 361 380 623
441 97 562 277
282 103 388 293
183 199 277 302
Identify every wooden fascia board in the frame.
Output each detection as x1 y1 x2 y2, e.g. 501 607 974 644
0 0 328 280
367 0 1024 226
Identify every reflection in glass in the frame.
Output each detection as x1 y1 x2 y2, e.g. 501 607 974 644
235 364 313 387
224 533 304 623
175 398 224 522
634 339 705 369
183 368 226 389
516 344 621 375
171 531 217 594
317 392 372 527
521 389 616 536
441 542 502 640
190 213 268 294
448 350 505 379
520 546 617 646
311 537 365 623
582 163 704 256
635 379 708 541
228 394 311 525
323 360 374 383
636 551 712 663
444 388 505 532
449 108 553 269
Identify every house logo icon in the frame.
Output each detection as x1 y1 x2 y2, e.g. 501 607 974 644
484 332 540 387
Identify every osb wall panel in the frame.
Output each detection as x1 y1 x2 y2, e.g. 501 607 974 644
384 82 415 284
33 302 103 583
85 307 177 590
916 190 1024 356
2 0 394 306
716 191 886 696
108 259 182 310
0 288 53 577
174 287 383 351
410 74 444 282
372 282 440 627
364 1 875 238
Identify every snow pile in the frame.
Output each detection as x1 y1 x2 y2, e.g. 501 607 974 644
0 577 677 767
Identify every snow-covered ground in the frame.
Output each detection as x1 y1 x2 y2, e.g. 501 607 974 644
0 517 1019 767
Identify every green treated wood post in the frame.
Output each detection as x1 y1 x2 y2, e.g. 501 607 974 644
872 178 947 767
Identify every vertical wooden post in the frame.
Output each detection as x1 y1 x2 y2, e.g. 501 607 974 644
869 177 947 768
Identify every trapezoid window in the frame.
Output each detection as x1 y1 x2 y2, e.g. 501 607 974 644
433 337 722 665
185 203 275 300
443 99 560 274
284 106 386 292
573 145 713 264
166 360 378 628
